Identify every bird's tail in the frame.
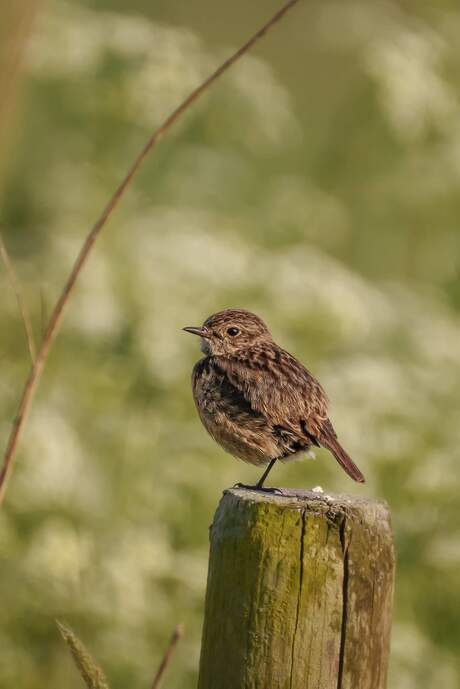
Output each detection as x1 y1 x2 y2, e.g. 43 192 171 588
320 429 365 483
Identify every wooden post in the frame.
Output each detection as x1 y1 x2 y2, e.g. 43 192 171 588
198 487 395 689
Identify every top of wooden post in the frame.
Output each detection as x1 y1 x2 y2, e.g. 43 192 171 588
200 486 395 689
217 486 392 532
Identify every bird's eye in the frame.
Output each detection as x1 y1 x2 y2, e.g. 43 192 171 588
227 327 240 337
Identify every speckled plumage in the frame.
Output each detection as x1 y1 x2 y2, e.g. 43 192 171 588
184 309 365 487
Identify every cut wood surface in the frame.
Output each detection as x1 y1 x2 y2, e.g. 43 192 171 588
198 487 395 689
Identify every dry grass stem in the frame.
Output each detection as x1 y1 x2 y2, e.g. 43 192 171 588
0 2 43 169
39 287 47 340
0 233 36 362
150 624 184 689
0 0 299 505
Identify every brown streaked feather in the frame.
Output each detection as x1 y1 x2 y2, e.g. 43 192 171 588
193 344 329 465
216 344 328 435
192 357 279 466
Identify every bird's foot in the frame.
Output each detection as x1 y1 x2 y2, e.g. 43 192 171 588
233 482 283 495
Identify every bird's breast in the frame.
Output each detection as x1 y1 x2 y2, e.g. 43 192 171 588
191 358 279 465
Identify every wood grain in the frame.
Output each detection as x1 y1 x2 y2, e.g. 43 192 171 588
198 488 394 689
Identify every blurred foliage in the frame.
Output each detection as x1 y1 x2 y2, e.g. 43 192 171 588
1 1 460 688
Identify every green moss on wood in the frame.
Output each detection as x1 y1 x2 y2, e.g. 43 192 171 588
198 488 394 689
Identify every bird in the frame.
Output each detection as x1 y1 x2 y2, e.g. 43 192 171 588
183 309 365 489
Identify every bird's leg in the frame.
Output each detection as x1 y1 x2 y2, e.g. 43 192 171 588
255 458 277 488
234 458 278 491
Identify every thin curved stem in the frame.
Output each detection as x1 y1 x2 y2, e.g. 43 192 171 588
150 624 184 689
0 0 299 505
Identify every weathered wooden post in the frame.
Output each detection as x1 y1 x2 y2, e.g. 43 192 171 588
198 487 394 689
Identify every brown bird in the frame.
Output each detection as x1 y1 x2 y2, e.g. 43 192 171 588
183 309 365 488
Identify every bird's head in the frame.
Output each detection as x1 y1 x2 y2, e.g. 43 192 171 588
183 309 271 356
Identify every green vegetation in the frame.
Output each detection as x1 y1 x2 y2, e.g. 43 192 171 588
1 1 459 688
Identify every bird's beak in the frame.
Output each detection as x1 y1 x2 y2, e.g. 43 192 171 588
182 326 210 338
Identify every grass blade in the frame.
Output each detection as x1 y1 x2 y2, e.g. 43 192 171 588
57 621 111 689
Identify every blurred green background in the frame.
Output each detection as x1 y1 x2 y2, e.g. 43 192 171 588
1 1 460 687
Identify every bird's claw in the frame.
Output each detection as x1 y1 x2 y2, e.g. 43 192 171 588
232 482 283 495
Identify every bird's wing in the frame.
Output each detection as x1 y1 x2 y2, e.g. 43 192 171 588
215 345 329 440
216 349 365 481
